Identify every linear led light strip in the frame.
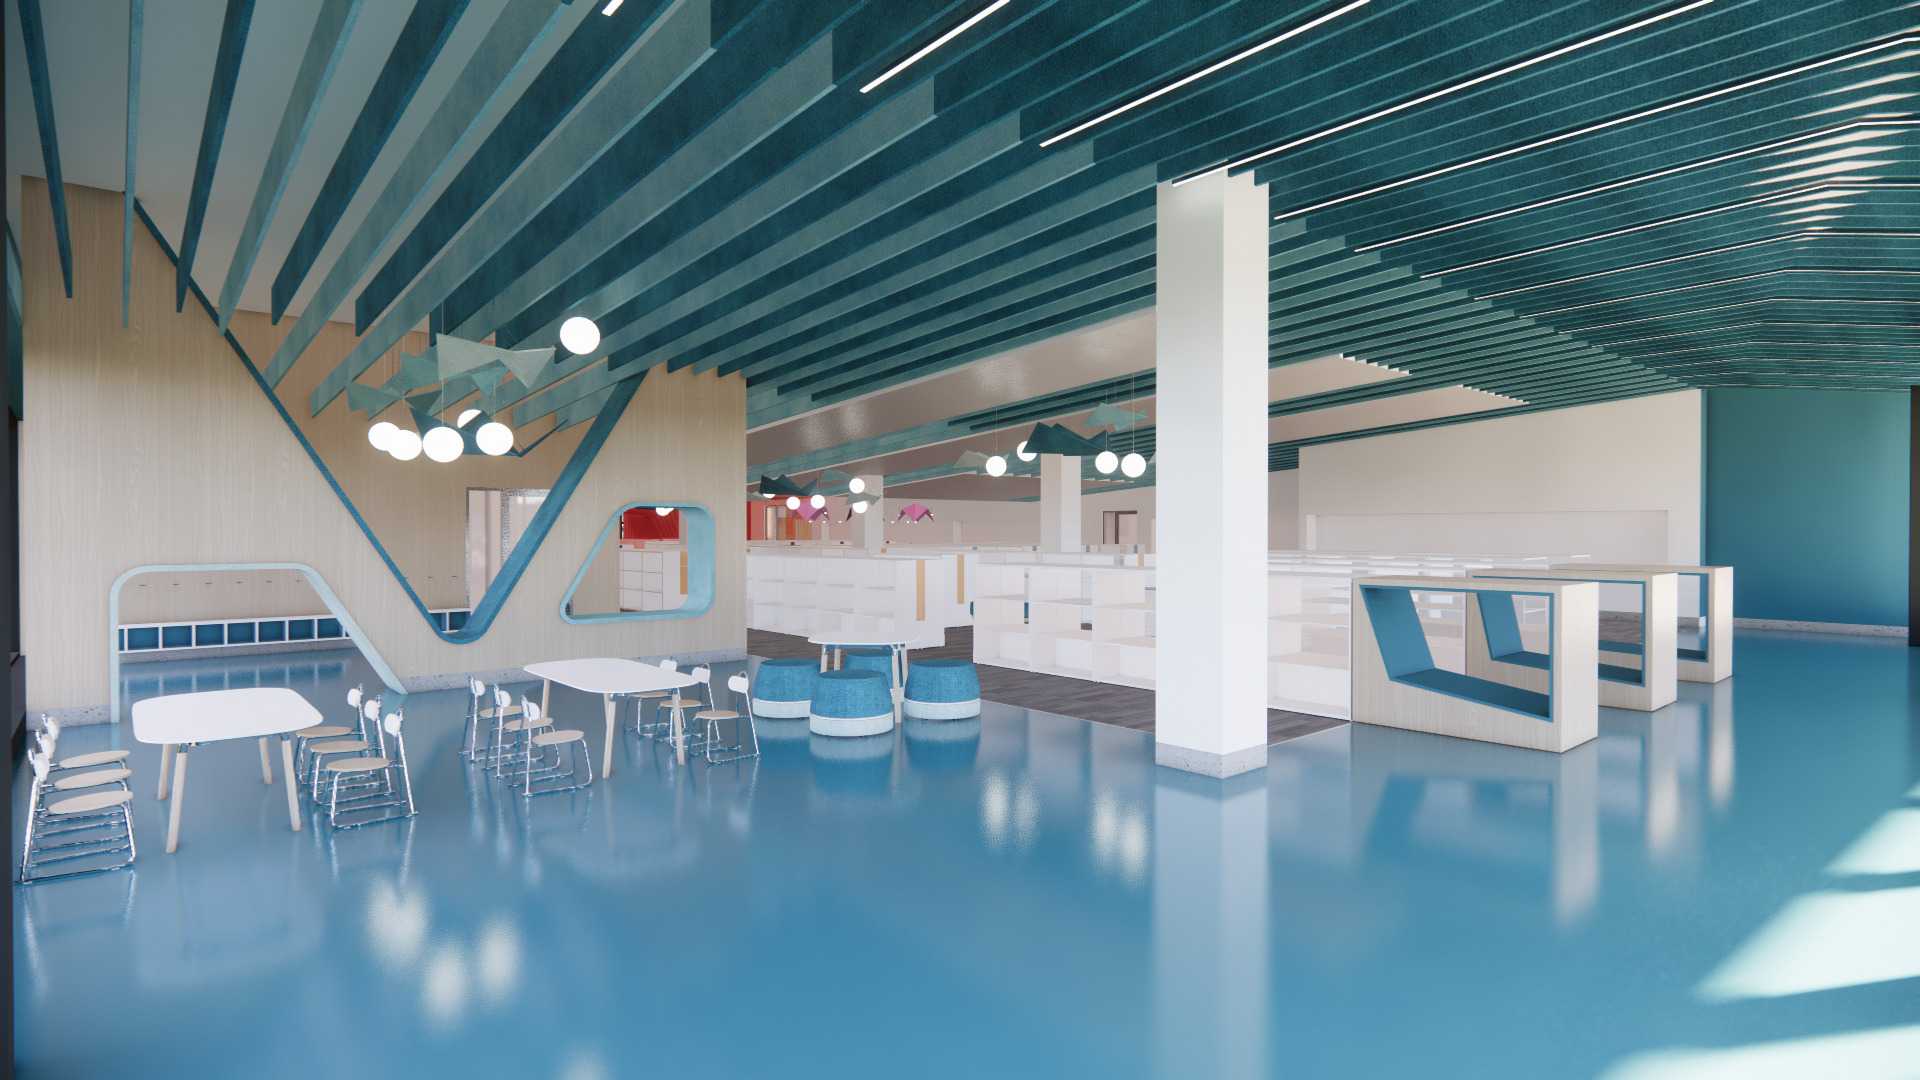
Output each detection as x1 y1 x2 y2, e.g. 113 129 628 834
1268 34 1920 218
1482 228 1920 300
861 0 1010 94
1425 184 1845 277
1037 0 1371 148
1568 296 1920 335
1169 0 1716 188
1355 119 1918 252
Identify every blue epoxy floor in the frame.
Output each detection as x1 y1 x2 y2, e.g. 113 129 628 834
12 632 1920 1078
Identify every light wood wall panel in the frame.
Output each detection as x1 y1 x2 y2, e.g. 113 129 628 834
20 182 746 711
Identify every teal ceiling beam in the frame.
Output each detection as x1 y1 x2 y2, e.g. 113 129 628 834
259 0 585 388
122 0 141 325
704 166 1156 377
268 0 472 321
213 0 363 332
174 0 256 312
441 25 852 341
297 0 670 347
16 0 72 298
310 0 715 417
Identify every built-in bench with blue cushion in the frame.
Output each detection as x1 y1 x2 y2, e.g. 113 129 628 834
1353 577 1600 753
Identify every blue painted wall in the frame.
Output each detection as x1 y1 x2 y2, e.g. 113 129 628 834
1705 389 1908 627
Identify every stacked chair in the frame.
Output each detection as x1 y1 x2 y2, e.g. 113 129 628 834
17 719 137 883
316 701 417 829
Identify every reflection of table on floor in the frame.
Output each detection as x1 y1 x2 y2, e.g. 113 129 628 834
131 687 315 853
807 632 941 723
525 658 701 770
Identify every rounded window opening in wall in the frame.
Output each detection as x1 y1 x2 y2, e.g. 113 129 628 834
561 503 716 622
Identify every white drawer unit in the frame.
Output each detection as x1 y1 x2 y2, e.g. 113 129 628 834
618 543 687 612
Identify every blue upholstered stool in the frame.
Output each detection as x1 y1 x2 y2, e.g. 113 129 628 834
808 670 894 737
841 648 896 686
903 659 981 720
751 658 816 719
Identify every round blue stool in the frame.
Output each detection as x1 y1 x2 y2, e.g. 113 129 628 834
809 670 894 737
751 658 817 719
841 647 896 686
903 659 981 720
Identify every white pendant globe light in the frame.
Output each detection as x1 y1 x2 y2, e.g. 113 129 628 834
1015 440 1036 462
809 494 825 509
422 425 464 463
984 454 1008 477
785 496 800 510
475 421 515 456
367 420 399 451
456 408 482 427
1094 450 1119 474
655 505 673 517
387 428 423 462
1120 451 1147 478
852 499 869 514
847 476 866 495
559 315 601 355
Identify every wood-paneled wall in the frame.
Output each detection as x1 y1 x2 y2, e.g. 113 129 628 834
20 181 746 711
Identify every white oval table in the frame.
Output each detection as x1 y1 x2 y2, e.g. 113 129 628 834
524 658 702 770
131 687 320 853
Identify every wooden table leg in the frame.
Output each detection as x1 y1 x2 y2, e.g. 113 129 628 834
157 743 174 800
601 693 616 778
165 747 190 854
280 736 301 832
258 737 274 784
819 645 828 672
671 691 687 765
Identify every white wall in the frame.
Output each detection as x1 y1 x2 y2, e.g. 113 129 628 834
1297 391 1701 565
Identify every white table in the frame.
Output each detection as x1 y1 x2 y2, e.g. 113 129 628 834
524 658 701 770
807 632 942 723
131 687 319 853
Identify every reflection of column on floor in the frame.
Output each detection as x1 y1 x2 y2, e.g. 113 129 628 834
1153 772 1268 1078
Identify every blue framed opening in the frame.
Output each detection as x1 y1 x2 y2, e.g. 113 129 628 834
1361 584 1558 722
560 502 717 624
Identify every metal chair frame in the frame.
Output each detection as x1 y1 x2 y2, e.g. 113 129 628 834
17 751 137 884
701 672 760 766
507 697 594 797
326 708 417 830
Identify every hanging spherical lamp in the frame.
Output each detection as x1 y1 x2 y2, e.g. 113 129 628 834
984 454 1008 477
456 408 482 427
422 426 464 463
809 494 825 509
1120 452 1147 478
1095 450 1119 474
368 421 398 451
852 500 870 514
559 315 601 355
387 429 423 462
847 477 866 495
1015 440 1036 462
655 506 673 517
475 421 515 456
785 496 800 510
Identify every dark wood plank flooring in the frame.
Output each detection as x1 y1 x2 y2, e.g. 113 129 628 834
749 627 1345 745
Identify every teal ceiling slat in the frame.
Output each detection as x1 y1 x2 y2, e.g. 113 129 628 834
259 0 586 388
175 0 256 312
213 0 362 332
309 0 716 417
267 0 472 321
427 0 865 340
17 0 73 298
122 0 141 326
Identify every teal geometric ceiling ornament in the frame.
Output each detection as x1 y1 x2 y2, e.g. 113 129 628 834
757 473 816 498
1022 421 1107 456
1086 402 1146 431
952 449 991 471
435 333 500 377
346 381 404 416
393 349 443 391
496 343 556 389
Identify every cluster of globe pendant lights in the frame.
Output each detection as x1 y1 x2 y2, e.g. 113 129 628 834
984 440 1146 479
367 315 603 463
763 476 868 513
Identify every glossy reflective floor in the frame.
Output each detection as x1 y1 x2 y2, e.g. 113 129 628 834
13 632 1920 1078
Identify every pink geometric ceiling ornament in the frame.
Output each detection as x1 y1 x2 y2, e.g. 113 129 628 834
894 502 934 523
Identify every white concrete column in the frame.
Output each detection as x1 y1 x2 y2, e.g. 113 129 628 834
856 474 884 553
1154 171 1268 778
1040 455 1082 552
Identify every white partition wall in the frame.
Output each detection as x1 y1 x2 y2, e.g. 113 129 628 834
1153 172 1269 778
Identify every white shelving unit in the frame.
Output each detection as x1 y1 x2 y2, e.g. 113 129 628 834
746 550 964 637
973 564 1155 687
618 543 686 612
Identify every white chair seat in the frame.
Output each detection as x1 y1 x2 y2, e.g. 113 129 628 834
479 704 523 719
296 724 354 740
501 716 552 732
325 756 390 774
48 789 132 815
52 767 131 791
532 729 586 748
694 709 739 721
57 749 130 769
308 738 369 755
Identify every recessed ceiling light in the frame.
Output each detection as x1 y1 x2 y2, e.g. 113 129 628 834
600 0 623 14
1261 35 1917 215
1038 0 1370 148
860 1 1010 94
1178 0 1716 186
